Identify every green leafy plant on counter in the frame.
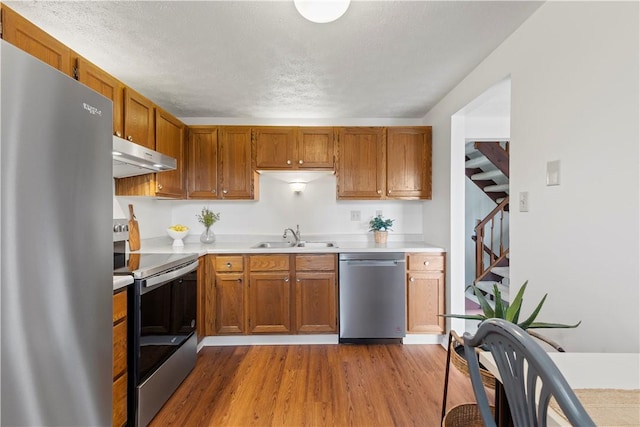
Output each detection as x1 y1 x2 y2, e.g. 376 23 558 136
196 207 220 228
443 281 581 330
369 215 394 232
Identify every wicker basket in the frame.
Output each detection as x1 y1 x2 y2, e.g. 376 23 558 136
450 331 495 390
442 403 495 427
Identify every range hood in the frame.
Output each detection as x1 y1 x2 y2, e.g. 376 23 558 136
112 135 177 178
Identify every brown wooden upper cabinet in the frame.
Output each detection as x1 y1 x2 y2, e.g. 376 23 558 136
218 127 258 200
1 4 73 76
254 127 335 170
336 127 386 199
76 56 124 137
123 87 155 150
336 126 432 200
386 126 432 199
155 108 186 198
187 127 219 199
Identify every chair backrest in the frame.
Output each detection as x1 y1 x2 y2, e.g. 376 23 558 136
463 318 595 427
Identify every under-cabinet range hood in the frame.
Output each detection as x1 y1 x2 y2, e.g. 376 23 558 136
112 135 176 178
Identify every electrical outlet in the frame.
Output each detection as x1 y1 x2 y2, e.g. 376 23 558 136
376 210 383 217
350 210 361 221
519 191 529 212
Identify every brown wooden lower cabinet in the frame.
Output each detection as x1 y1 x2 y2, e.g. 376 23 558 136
295 254 337 333
200 253 338 336
213 255 246 335
406 253 446 334
248 255 291 334
112 288 128 427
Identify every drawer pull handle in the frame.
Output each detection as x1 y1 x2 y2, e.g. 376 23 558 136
284 277 289 283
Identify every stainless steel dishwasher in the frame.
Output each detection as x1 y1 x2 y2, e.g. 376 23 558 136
339 252 406 343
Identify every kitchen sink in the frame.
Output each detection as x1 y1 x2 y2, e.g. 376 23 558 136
296 241 337 248
252 241 337 249
252 241 296 248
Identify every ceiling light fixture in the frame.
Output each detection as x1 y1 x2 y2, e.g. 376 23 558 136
294 0 350 24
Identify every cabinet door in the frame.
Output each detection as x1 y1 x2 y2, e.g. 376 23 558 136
155 108 185 198
196 256 212 342
336 127 385 199
76 57 123 137
218 127 256 199
215 273 245 335
387 127 432 199
248 272 291 334
295 272 337 333
297 127 335 169
187 127 218 199
406 271 445 334
123 87 155 149
254 127 296 169
1 5 72 75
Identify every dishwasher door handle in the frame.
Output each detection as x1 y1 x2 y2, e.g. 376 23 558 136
342 260 405 267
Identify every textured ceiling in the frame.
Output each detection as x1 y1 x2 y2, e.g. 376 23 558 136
5 1 542 119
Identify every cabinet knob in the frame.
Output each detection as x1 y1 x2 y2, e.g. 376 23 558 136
127 135 133 142
388 190 392 195
424 261 430 266
211 189 216 193
287 160 292 165
223 189 228 194
410 277 415 282
115 131 122 138
226 262 232 269
377 190 382 194
298 160 303 165
237 278 242 283
284 277 289 283
157 184 163 190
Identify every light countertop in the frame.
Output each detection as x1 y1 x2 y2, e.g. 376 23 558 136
129 235 446 257
113 275 133 292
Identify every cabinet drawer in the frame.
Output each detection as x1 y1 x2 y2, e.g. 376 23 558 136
113 289 127 323
112 372 127 427
407 253 444 271
295 254 336 271
250 255 290 271
215 256 244 272
113 320 127 379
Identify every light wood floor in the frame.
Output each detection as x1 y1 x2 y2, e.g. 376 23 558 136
150 344 482 427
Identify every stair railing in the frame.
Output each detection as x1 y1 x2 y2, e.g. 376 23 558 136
475 196 509 282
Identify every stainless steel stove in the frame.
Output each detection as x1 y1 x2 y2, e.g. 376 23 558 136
113 219 199 427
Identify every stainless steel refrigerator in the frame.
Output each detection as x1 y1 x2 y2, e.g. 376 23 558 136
1 40 113 425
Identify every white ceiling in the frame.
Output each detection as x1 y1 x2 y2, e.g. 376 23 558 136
5 1 542 120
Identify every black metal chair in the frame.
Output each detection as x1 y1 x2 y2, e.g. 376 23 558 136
462 318 595 427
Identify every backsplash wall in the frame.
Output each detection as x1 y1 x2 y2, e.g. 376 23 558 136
115 174 425 241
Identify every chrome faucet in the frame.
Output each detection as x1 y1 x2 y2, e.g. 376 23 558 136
283 224 301 244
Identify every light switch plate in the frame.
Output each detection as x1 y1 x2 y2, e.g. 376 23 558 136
519 191 529 212
350 210 361 221
546 160 561 186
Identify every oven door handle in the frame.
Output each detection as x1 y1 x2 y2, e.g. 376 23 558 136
141 260 199 290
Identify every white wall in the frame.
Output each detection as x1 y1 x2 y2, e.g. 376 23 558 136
116 175 425 242
424 2 639 352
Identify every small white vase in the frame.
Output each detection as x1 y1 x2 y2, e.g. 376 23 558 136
200 226 216 244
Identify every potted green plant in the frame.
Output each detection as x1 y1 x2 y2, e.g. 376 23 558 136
445 281 581 330
196 207 220 244
369 215 394 244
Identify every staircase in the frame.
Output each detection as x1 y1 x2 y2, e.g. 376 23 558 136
465 141 510 304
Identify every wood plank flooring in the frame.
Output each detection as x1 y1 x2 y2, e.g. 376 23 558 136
150 344 484 427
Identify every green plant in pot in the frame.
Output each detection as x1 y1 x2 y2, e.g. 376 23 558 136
196 207 220 244
445 281 581 360
369 215 394 244
445 281 581 330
